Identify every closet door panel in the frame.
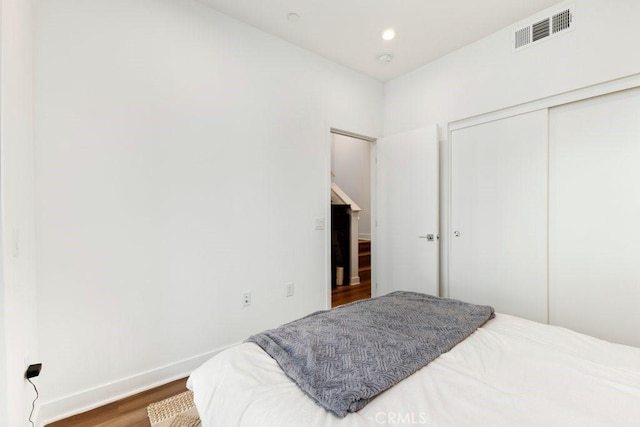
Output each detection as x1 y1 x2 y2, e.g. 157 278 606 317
549 88 640 347
450 110 548 323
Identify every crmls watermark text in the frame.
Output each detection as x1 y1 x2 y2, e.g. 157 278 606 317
374 412 429 425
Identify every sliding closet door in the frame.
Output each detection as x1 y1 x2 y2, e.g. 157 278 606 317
549 88 640 347
449 110 548 323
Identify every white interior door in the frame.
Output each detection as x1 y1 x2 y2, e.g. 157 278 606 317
376 125 439 296
449 110 548 323
549 87 640 347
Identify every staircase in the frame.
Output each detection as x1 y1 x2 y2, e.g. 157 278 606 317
331 239 372 308
358 240 371 285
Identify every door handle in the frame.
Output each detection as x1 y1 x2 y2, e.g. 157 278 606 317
418 234 439 241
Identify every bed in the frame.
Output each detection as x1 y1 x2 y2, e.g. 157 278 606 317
187 293 640 426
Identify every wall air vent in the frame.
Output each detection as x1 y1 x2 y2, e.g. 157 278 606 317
552 9 572 34
514 27 531 49
532 18 550 42
512 6 573 52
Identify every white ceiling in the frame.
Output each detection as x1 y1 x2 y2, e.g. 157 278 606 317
198 0 563 81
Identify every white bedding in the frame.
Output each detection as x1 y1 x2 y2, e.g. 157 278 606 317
188 314 640 426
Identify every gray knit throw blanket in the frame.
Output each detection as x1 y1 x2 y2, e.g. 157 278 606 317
247 291 495 417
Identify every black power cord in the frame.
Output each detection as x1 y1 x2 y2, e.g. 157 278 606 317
27 377 38 427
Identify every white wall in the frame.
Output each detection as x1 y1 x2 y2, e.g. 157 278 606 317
1 0 38 425
383 0 640 293
34 0 382 422
0 249 6 425
385 0 640 136
332 134 371 239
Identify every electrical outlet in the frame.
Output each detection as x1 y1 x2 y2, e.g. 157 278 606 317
315 218 325 230
285 282 294 297
242 291 251 307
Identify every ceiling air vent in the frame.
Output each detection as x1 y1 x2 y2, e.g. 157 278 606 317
512 6 573 52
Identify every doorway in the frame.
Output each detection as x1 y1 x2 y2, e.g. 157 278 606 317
330 129 375 307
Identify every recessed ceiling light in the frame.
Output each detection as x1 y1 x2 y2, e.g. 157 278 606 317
287 12 300 23
378 54 393 63
382 29 396 41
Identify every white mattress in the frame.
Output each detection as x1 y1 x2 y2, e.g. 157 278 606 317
188 314 640 426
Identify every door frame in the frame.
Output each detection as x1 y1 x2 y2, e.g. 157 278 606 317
326 128 377 309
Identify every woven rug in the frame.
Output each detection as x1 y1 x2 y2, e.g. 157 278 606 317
147 390 201 427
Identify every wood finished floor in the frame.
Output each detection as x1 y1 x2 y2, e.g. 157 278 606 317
331 280 371 308
47 378 188 427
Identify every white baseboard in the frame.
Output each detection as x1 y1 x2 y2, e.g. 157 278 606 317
350 276 361 285
358 234 371 241
37 343 239 426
